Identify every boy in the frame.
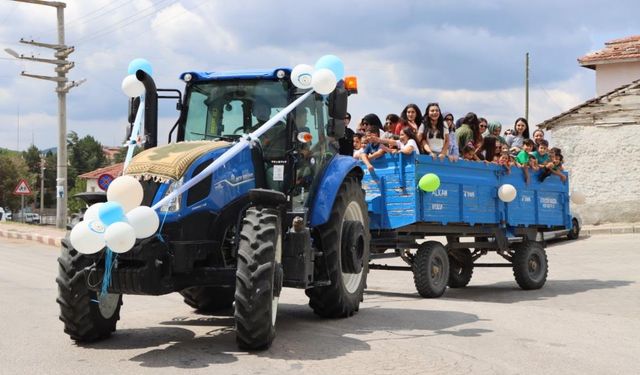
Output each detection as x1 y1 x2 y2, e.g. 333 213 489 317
515 139 535 184
360 128 386 171
538 147 566 182
530 139 550 170
353 132 365 158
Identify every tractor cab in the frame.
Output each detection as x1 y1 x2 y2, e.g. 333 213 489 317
177 68 350 212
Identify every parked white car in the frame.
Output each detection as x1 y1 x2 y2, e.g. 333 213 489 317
0 207 5 221
24 213 41 224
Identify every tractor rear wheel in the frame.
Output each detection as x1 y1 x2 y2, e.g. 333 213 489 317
413 241 449 298
56 238 121 342
306 177 369 318
234 207 283 350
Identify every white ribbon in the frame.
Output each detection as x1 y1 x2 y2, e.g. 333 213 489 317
151 89 315 210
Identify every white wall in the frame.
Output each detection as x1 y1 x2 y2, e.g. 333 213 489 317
596 61 640 96
549 124 640 224
86 179 100 193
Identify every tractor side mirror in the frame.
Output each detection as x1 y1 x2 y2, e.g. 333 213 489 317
328 83 348 119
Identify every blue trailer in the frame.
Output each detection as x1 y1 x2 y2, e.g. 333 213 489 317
363 153 572 297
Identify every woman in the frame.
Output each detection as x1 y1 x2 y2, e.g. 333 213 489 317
456 112 482 152
392 126 420 155
399 103 422 132
488 121 506 145
418 103 449 159
506 117 530 151
385 113 402 136
443 112 459 160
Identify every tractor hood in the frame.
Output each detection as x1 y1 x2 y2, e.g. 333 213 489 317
125 141 231 182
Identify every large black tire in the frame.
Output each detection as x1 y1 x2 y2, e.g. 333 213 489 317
306 177 369 318
413 241 450 298
234 207 283 350
180 286 235 313
56 238 122 342
448 248 473 288
512 241 548 290
567 218 580 240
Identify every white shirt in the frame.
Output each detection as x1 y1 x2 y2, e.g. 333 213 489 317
395 139 419 155
418 124 449 153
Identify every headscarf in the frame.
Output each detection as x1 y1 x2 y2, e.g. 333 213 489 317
488 121 506 144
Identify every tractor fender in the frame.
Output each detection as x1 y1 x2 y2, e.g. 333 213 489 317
310 155 364 227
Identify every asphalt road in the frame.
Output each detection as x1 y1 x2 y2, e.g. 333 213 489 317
1 234 639 375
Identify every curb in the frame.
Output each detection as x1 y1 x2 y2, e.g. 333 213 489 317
582 225 638 236
0 227 63 248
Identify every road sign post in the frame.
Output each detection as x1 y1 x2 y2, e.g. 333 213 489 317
13 179 33 223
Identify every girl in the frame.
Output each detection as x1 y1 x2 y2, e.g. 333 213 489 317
532 128 546 151
456 112 482 152
391 126 420 155
399 104 422 133
476 135 499 162
386 113 402 135
418 103 449 159
506 117 530 151
444 112 459 160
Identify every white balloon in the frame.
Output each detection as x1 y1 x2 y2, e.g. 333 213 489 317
104 222 136 254
70 220 106 254
83 202 103 221
121 74 145 98
290 64 314 89
498 184 517 203
126 206 160 239
311 68 337 95
107 175 143 213
571 191 586 205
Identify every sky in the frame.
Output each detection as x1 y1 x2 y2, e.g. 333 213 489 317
0 0 639 151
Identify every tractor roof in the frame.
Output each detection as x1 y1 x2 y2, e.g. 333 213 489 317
180 68 291 82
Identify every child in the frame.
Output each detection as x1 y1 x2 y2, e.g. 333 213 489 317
539 147 566 182
353 132 365 158
515 139 535 184
498 152 512 174
360 128 386 171
461 145 477 161
530 139 550 170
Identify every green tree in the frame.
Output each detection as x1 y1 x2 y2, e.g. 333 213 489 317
67 177 87 214
67 131 107 190
22 145 41 175
0 154 32 212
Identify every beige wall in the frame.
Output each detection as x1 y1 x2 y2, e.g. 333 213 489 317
596 61 640 96
86 179 100 193
548 124 640 224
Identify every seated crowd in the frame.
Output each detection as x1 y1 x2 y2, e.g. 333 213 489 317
349 103 566 184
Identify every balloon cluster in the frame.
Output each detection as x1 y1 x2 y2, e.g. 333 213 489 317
70 176 160 254
290 55 345 95
121 58 153 98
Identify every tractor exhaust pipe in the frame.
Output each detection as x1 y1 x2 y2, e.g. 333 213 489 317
135 70 158 149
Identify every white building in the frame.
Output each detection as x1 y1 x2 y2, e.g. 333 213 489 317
537 36 640 225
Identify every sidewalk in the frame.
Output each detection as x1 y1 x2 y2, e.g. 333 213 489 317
0 221 66 248
2 220 639 249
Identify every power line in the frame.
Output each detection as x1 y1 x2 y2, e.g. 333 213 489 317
74 0 178 46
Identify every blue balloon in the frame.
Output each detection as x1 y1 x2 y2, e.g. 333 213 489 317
315 55 344 81
127 58 153 76
98 201 125 226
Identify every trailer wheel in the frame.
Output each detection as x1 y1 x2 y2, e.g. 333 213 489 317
180 286 235 313
306 176 369 318
234 207 283 350
448 248 473 288
512 241 548 290
56 238 122 342
413 241 449 298
567 218 580 240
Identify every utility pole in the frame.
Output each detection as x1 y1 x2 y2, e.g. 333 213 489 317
525 52 530 122
5 0 85 229
40 155 46 219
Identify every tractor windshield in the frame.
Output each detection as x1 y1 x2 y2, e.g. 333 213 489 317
183 79 289 141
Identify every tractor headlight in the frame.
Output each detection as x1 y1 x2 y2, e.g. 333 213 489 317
159 178 183 213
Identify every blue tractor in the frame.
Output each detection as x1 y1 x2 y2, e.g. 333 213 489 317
56 68 368 350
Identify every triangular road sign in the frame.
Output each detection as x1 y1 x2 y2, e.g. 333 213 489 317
13 179 32 195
